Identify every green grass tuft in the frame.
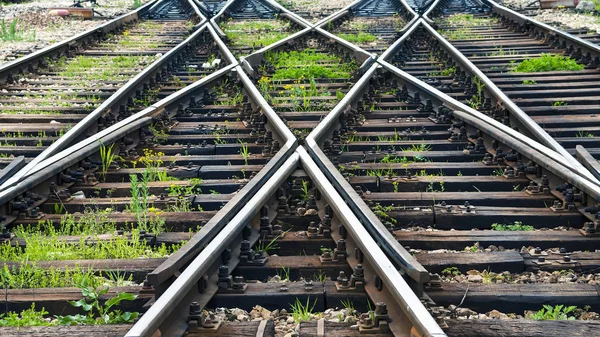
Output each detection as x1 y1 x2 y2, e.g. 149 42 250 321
338 32 377 44
0 18 36 42
511 54 584 72
266 49 357 79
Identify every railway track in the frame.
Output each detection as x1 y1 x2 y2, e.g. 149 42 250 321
424 1 600 159
0 0 206 170
1 0 600 336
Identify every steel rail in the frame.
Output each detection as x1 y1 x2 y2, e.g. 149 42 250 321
421 0 440 22
485 0 600 55
0 62 300 309
0 19 214 191
305 61 431 289
418 18 600 184
0 63 235 206
206 23 238 65
0 0 159 83
192 0 210 16
312 0 362 28
453 110 600 201
185 0 208 27
379 11 421 62
147 0 168 14
231 0 374 70
576 145 600 182
125 152 300 337
297 146 447 337
310 0 419 59
236 66 296 144
377 59 600 200
311 0 419 30
5 61 298 291
208 0 237 37
399 0 420 19
265 0 314 28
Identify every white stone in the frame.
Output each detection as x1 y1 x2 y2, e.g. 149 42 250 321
467 274 483 283
576 1 596 11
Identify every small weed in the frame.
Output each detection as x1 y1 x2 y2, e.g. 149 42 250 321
53 203 65 215
466 76 486 109
527 305 577 320
0 18 36 42
148 124 169 144
138 149 174 182
278 265 290 281
129 173 149 229
290 297 317 323
99 142 118 182
523 80 537 85
313 270 326 283
301 179 310 200
56 278 139 325
465 243 480 252
440 67 456 76
366 301 376 323
553 101 567 106
491 221 534 231
341 299 355 313
492 168 504 176
371 203 398 226
441 267 461 276
255 231 286 255
239 140 250 165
